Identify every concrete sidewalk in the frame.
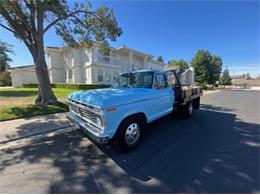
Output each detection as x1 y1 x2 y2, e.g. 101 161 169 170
0 113 72 144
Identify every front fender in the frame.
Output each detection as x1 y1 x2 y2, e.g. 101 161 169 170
103 103 148 138
122 106 147 122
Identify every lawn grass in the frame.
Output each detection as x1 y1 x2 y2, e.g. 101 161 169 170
0 102 69 121
0 87 80 121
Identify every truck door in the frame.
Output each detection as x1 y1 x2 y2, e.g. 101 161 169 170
153 73 175 118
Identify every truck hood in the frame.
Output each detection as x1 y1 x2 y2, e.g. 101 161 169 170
68 87 156 109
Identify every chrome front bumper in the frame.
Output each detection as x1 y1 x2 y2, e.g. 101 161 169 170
66 112 110 144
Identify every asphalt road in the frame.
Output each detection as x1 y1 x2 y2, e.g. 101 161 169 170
0 90 259 193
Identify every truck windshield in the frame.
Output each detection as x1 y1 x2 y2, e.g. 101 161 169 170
113 72 154 88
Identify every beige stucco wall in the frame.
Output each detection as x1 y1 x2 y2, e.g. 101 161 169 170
147 60 162 70
49 68 65 83
9 66 38 87
47 48 65 83
91 65 120 84
133 54 144 70
114 51 131 72
73 67 85 84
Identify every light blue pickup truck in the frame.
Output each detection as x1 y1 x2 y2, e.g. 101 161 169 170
67 69 202 152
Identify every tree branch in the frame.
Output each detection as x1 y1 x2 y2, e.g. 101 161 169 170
22 0 37 33
0 23 16 34
43 10 102 34
10 1 35 46
0 6 34 55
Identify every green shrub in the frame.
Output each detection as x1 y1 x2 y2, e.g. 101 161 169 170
22 83 38 88
202 85 209 90
0 71 12 86
51 83 111 90
23 83 111 90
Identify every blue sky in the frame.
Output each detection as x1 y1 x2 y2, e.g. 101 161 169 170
0 0 259 77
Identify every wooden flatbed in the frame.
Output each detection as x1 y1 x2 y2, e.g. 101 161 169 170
166 69 203 114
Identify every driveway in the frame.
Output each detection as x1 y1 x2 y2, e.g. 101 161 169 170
0 90 259 193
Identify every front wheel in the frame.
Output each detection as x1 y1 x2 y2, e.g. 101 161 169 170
109 116 144 152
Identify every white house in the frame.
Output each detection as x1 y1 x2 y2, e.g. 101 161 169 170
46 44 163 85
9 44 164 87
8 65 38 87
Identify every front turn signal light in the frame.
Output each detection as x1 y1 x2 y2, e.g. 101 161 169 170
107 107 117 112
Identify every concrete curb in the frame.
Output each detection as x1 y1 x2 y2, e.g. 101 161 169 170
203 90 220 96
0 125 78 150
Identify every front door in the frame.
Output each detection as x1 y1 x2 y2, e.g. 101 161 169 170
152 73 174 119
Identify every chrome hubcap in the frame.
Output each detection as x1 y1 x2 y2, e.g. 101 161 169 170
124 123 140 146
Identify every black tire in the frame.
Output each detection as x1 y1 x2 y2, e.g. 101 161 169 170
193 97 200 109
109 115 144 152
179 101 193 117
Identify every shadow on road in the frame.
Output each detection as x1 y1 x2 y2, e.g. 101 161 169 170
0 104 259 193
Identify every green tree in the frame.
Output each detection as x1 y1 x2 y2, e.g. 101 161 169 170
220 68 232 86
191 49 212 84
0 40 12 86
168 59 189 72
0 0 122 104
157 56 164 64
191 49 222 85
210 55 222 84
0 40 13 72
0 71 11 86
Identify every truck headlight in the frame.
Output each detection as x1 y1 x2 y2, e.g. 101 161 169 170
96 115 103 127
93 107 101 113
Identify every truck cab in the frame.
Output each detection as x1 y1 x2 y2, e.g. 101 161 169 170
67 69 201 152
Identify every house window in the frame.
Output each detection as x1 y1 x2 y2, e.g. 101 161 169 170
98 69 103 82
68 70 72 79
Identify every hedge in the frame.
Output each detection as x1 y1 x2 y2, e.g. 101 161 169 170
23 83 111 90
22 83 38 88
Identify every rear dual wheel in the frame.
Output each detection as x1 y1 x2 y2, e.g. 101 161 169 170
179 101 193 117
186 101 193 117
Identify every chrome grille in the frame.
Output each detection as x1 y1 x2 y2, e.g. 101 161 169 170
69 101 97 123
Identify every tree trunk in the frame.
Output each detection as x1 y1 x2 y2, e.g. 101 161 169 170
33 7 57 105
34 56 57 105
32 36 56 105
